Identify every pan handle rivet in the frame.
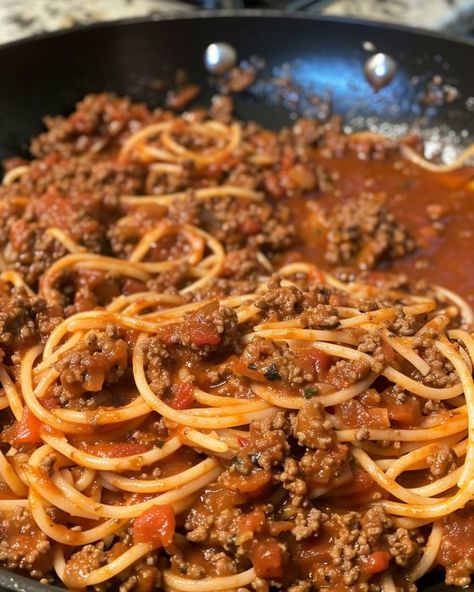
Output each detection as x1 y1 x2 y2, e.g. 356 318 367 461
204 42 237 74
364 52 397 90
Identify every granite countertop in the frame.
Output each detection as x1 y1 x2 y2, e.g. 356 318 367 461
0 0 473 45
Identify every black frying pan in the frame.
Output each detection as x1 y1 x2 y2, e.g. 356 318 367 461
0 10 473 592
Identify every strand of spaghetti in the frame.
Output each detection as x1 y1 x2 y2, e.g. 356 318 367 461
49 464 222 519
36 332 84 374
118 121 175 162
381 330 430 376
75 468 96 491
53 399 152 425
0 500 28 510
52 546 66 581
0 270 36 297
26 470 98 520
382 365 463 400
29 490 125 545
379 480 474 518
182 428 228 453
21 345 92 434
435 337 474 489
246 330 365 347
41 431 182 472
410 520 444 581
179 226 225 294
193 388 251 407
61 310 161 333
400 142 474 173
46 227 87 254
449 329 474 364
134 341 276 428
385 442 453 479
435 285 474 325
408 467 463 497
182 400 270 417
2 165 29 185
163 568 256 592
129 224 205 266
161 123 241 165
0 450 27 497
63 542 153 588
140 144 180 163
339 308 397 328
122 296 185 316
351 447 443 505
264 326 358 346
251 373 377 409
0 365 24 420
354 432 467 458
337 412 466 442
380 572 397 592
107 292 184 314
100 458 220 494
122 186 264 207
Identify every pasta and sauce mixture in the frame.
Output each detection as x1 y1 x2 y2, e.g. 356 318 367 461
0 93 473 592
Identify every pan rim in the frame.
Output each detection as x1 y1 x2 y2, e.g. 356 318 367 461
0 9 472 54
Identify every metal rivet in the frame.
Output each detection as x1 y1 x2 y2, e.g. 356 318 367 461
364 52 397 90
204 42 237 74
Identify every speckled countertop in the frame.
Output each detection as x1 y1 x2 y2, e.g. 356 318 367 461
0 0 473 45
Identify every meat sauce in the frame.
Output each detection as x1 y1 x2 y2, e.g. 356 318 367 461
291 155 474 302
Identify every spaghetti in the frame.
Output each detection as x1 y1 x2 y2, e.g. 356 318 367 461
0 93 472 592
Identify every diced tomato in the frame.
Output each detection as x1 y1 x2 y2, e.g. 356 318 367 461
237 509 266 535
188 323 221 346
381 390 421 427
334 469 381 498
381 341 396 364
168 383 195 410
336 399 390 429
132 505 176 547
360 550 391 575
305 348 332 376
242 218 261 235
122 279 147 295
268 520 294 536
222 469 272 495
12 406 43 445
81 442 148 458
250 538 284 578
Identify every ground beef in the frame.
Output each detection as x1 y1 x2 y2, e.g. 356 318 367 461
426 446 458 479
0 508 51 578
386 528 420 567
300 304 340 329
240 337 315 386
161 302 240 355
30 93 153 157
55 330 128 401
198 197 295 253
293 400 335 450
62 543 106 585
255 283 332 321
325 193 416 270
0 290 62 354
326 358 372 389
220 248 271 281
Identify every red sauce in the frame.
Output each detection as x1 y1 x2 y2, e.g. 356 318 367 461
289 156 474 303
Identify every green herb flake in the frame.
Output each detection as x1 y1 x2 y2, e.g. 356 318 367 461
303 386 318 399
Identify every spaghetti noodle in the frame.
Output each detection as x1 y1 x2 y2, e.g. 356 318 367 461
0 92 472 592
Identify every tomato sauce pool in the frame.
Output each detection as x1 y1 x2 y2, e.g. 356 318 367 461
286 153 474 304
